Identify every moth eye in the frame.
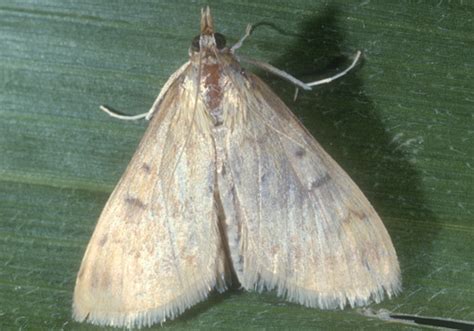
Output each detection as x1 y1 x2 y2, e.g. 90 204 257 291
191 33 226 52
214 33 226 50
191 35 200 51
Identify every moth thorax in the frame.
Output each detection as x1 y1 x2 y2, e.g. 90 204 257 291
201 61 224 125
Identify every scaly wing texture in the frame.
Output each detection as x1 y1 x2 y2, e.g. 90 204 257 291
217 72 401 309
73 67 228 328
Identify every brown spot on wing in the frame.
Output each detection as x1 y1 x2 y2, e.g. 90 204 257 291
295 147 306 158
309 173 331 191
98 234 108 247
101 271 111 289
184 254 198 267
141 163 151 173
342 209 368 224
90 271 111 289
90 270 99 289
271 244 280 255
125 196 146 209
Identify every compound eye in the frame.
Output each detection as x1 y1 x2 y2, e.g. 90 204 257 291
191 35 200 51
191 33 226 51
214 33 226 49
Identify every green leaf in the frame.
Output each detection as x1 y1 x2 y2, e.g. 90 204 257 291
1 1 472 329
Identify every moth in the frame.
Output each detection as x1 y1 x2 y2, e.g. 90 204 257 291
73 7 401 329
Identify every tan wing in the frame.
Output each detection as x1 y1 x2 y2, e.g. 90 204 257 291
73 67 228 328
216 73 401 309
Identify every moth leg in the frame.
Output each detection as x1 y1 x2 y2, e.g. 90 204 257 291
306 51 362 87
240 56 312 90
99 61 192 121
231 24 253 52
293 50 362 100
99 105 148 120
241 51 362 98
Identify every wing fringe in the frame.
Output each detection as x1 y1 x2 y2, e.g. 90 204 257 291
73 275 226 329
243 265 401 309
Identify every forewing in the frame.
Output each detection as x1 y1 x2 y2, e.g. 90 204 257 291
217 73 400 309
73 69 227 328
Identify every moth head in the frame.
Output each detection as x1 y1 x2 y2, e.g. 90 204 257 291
190 6 227 55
